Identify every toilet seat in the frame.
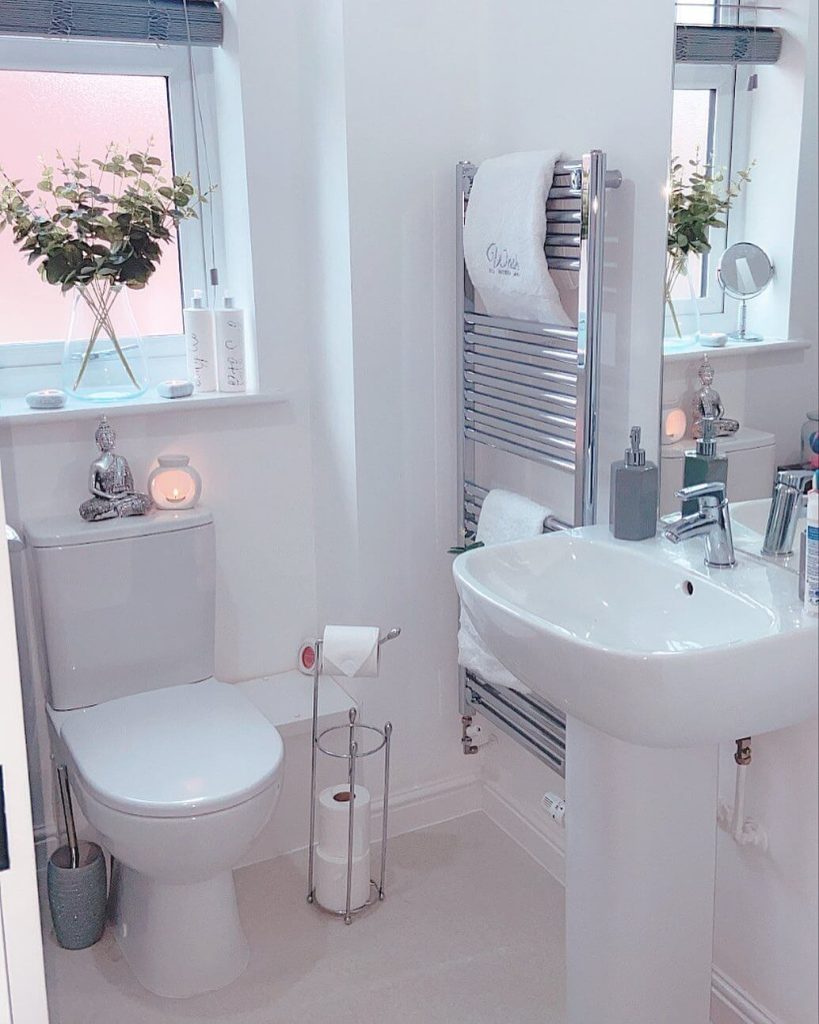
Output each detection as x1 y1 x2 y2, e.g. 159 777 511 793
57 680 284 819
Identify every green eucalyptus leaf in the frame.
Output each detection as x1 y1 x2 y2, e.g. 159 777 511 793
1 142 213 290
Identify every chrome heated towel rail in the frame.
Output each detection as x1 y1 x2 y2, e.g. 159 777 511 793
456 151 621 775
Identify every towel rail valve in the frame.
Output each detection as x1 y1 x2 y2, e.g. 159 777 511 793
461 714 479 755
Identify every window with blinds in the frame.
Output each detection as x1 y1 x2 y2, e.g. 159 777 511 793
0 0 222 47
0 18 220 353
675 2 782 64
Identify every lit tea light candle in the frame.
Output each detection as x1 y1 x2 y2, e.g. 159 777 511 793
148 454 202 510
662 406 687 446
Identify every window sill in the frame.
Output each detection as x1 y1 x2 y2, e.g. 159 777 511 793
0 387 288 426
663 336 812 363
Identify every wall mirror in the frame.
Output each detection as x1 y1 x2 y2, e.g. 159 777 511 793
659 0 818 520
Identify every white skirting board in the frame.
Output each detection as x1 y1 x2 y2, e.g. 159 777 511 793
369 772 484 840
481 779 783 1024
710 968 784 1024
482 780 566 885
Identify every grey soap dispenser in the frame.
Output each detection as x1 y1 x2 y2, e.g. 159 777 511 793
681 416 728 515
610 426 659 541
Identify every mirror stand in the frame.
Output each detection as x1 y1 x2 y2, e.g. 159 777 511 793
729 297 763 343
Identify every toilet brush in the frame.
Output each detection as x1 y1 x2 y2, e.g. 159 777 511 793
47 764 108 949
56 765 80 869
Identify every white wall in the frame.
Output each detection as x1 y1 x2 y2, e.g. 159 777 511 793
331 0 493 798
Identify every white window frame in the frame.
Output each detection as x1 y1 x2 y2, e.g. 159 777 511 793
0 35 222 372
669 62 738 321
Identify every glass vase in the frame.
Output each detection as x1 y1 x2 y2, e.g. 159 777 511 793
62 282 149 402
664 257 684 339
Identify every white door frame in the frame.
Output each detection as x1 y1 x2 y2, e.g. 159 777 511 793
0 461 49 1024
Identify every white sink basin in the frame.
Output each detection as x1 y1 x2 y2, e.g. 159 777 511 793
453 525 817 747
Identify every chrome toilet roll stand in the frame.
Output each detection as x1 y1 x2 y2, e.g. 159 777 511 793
306 627 400 924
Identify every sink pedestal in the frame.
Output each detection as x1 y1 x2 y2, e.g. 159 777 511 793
565 717 719 1024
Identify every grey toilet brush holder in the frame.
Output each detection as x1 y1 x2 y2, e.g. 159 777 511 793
47 841 108 950
47 765 107 950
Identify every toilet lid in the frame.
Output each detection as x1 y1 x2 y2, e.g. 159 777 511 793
60 680 284 818
662 425 776 461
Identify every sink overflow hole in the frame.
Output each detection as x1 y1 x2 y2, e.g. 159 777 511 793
682 580 695 596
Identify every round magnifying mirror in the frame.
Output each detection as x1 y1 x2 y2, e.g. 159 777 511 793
716 242 774 342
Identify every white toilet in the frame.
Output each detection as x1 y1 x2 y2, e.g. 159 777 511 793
660 425 777 516
27 508 284 999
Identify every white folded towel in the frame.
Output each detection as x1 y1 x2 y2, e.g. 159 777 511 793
458 607 529 693
463 150 572 327
458 489 552 695
476 488 549 546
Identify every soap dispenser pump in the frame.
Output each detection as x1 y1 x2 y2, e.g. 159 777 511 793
610 426 659 541
681 416 728 515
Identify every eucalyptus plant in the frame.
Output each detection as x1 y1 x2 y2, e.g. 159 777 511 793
0 144 208 388
665 156 753 337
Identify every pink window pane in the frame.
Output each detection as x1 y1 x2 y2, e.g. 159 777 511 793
0 70 183 344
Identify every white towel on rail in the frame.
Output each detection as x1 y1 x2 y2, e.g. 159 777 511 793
476 488 550 546
463 150 572 327
458 489 553 695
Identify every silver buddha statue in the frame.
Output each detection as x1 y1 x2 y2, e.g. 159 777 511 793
79 417 152 522
692 357 740 439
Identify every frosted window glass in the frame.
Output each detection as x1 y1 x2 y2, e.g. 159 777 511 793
0 70 183 345
670 89 714 300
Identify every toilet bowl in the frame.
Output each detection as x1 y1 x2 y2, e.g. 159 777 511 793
27 508 286 998
47 680 284 998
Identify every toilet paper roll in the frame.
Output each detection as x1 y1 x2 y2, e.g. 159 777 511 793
317 784 371 859
314 847 371 914
322 625 380 678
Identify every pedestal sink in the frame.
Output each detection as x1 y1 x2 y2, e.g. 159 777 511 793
453 525 818 1024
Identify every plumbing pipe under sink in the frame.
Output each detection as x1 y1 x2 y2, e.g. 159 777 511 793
717 738 768 851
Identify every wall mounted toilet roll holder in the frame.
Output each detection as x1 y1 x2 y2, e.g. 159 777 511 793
306 627 400 924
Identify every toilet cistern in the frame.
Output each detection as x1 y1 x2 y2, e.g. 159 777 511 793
664 481 737 568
